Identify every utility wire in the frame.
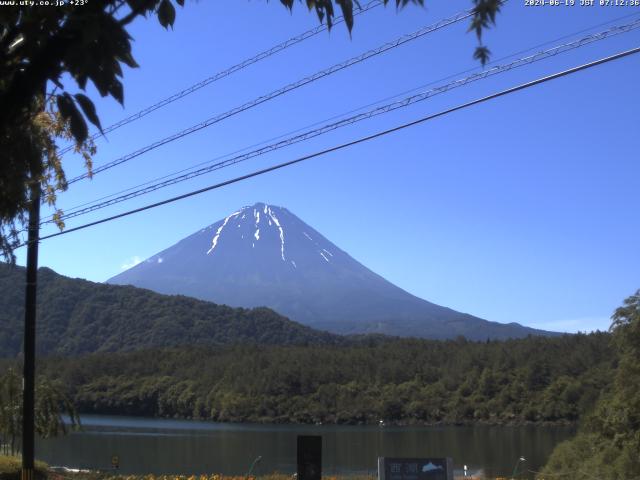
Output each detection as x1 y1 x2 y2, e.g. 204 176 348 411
44 19 640 226
65 6 479 185
360 9 640 109
24 45 639 247
49 10 640 219
57 0 385 156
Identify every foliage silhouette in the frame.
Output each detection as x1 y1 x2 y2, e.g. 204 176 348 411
0 0 501 261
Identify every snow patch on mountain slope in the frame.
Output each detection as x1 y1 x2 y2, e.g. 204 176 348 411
267 206 286 261
204 204 290 260
206 211 240 255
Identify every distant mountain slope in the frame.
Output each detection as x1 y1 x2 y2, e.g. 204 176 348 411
109 202 558 340
0 263 341 357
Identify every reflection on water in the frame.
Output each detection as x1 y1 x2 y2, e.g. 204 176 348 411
36 415 575 479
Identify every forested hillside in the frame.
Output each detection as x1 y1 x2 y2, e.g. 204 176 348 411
25 333 614 426
540 290 640 479
0 263 341 356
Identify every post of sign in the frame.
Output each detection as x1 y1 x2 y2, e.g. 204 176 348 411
297 436 322 480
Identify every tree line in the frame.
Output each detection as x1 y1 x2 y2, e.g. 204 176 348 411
540 290 640 479
1 332 614 427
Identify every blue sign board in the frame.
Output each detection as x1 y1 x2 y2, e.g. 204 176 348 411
378 457 453 480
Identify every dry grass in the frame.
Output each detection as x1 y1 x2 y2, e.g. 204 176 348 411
1 459 498 480
47 473 491 480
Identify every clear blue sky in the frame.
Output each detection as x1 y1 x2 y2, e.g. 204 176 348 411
15 0 640 333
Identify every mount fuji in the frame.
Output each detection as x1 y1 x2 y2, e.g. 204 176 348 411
108 202 556 340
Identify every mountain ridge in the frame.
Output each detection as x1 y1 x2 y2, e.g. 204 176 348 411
0 262 342 357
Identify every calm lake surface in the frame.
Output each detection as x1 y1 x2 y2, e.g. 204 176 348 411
36 415 575 479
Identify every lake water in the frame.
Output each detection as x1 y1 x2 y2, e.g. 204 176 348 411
35 415 575 479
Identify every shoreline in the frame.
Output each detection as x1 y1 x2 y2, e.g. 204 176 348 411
71 411 579 429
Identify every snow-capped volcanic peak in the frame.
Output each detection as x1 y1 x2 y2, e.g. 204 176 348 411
108 201 557 340
200 203 333 268
204 203 292 264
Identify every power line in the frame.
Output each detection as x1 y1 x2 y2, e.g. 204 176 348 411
360 9 640 107
65 6 479 185
44 18 640 226
48 10 640 220
26 45 640 246
57 0 385 156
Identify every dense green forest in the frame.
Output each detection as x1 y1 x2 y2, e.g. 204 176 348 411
3 263 636 477
0 263 341 356
540 290 640 479
2 332 612 426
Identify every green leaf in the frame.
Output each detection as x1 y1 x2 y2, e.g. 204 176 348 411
76 74 88 90
109 79 124 105
88 66 114 98
117 51 140 69
69 111 89 146
74 94 103 135
56 93 75 121
111 58 123 78
468 16 484 40
473 46 491 66
337 0 354 32
57 94 88 144
127 0 158 13
319 0 334 29
280 0 294 11
157 0 176 29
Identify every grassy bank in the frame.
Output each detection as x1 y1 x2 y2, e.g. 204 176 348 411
0 455 49 480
